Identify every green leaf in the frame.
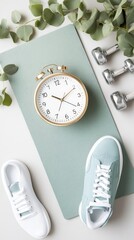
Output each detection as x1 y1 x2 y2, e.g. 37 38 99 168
2 92 12 106
110 0 122 5
77 2 86 20
98 11 109 23
113 6 122 21
128 23 134 33
0 19 9 39
130 0 134 7
102 20 114 37
113 0 127 20
0 95 3 105
29 4 43 16
11 10 22 24
49 4 63 15
81 8 100 34
3 64 18 75
90 25 103 40
0 73 8 81
35 17 47 30
103 1 114 12
68 12 77 23
10 31 19 43
43 8 64 26
126 7 134 28
16 25 34 42
29 0 41 4
112 11 124 26
63 0 80 10
48 0 58 5
117 32 134 57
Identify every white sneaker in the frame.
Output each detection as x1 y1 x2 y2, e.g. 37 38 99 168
1 159 51 239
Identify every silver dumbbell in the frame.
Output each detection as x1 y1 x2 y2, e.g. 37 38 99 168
111 91 134 110
92 44 119 65
103 59 134 84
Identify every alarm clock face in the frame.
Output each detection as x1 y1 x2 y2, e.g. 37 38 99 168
34 73 88 126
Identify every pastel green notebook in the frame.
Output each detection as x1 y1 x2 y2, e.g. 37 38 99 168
0 25 133 219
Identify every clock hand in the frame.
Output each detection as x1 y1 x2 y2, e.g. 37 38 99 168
58 92 65 112
51 95 62 101
62 100 77 107
62 87 75 100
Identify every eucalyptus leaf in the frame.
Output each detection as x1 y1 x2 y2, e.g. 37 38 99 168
113 11 124 26
130 0 134 7
81 8 100 34
48 0 58 5
0 95 3 105
16 25 34 42
117 32 134 56
113 6 122 21
90 25 103 40
3 64 18 75
2 87 6 95
0 19 9 39
128 23 134 33
43 8 64 26
63 0 80 10
126 7 134 28
35 17 47 30
98 11 109 23
102 20 114 37
49 3 63 15
29 4 43 16
77 2 86 20
2 92 12 106
29 0 41 4
11 10 22 24
0 73 8 81
68 12 77 23
10 31 19 43
103 1 114 12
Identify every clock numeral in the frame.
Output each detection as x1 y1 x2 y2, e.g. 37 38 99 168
65 114 69 119
55 114 58 119
42 102 46 106
46 85 50 89
54 80 60 86
72 85 76 89
77 93 81 97
65 80 68 85
42 92 48 97
77 102 80 106
73 109 77 114
46 109 50 114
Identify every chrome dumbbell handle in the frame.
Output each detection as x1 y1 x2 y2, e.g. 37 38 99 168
92 44 119 65
103 59 134 84
125 92 134 101
105 44 119 56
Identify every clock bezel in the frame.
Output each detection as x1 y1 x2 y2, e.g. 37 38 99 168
34 72 88 126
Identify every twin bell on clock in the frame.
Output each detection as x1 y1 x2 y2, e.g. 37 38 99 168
34 64 88 126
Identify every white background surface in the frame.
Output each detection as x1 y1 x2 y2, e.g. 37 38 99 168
0 1 134 240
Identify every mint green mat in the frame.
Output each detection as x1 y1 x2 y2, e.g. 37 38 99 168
0 25 133 219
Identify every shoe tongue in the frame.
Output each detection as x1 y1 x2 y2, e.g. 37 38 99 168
89 206 109 214
9 182 21 195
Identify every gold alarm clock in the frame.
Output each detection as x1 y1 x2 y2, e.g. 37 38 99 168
34 64 88 126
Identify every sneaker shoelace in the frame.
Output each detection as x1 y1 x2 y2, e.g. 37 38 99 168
10 182 35 220
89 164 111 213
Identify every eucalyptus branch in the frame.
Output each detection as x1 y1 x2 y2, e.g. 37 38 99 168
0 0 134 56
0 64 19 107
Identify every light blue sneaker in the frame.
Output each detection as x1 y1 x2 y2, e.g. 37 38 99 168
79 136 123 229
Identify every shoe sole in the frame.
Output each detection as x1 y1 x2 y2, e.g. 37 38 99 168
79 135 123 226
